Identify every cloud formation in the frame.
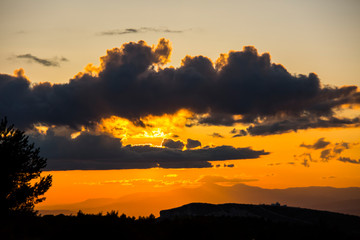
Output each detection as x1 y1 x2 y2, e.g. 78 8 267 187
296 138 359 166
232 129 248 138
211 133 224 138
162 138 185 149
300 138 330 149
16 54 68 67
245 116 360 136
29 130 269 170
337 157 360 164
100 27 184 35
1 38 359 135
197 175 258 184
186 138 201 149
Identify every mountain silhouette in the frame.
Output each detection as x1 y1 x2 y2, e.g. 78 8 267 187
38 183 360 217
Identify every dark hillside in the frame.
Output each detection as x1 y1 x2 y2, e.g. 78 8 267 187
2 203 360 240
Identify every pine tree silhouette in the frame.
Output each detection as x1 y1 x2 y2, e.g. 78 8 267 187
0 117 52 216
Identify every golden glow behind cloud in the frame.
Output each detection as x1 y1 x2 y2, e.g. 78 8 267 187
97 109 193 142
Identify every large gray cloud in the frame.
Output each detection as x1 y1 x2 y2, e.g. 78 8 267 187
29 131 269 170
1 39 359 134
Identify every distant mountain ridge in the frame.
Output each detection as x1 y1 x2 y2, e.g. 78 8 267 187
37 183 360 217
159 203 360 237
7 203 360 240
159 202 358 222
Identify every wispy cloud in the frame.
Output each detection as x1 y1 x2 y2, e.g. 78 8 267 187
99 27 185 36
337 157 360 164
16 54 68 67
295 138 359 167
197 175 258 184
300 138 331 150
211 133 224 138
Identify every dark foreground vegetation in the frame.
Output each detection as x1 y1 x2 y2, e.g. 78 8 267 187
2 207 360 240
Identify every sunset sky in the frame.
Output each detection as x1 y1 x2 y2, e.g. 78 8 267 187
1 0 359 215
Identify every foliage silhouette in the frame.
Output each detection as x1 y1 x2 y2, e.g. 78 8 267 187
1 210 360 240
0 117 52 216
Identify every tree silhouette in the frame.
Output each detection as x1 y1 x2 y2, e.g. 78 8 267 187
0 117 52 216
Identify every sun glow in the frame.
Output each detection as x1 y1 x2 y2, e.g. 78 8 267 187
97 109 193 142
34 125 49 135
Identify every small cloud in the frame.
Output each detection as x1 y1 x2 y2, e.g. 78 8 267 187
211 132 224 138
224 163 235 168
99 27 185 36
162 138 185 149
246 117 360 136
299 153 314 162
301 159 310 167
16 54 68 67
333 142 351 154
60 57 69 62
232 129 248 138
230 128 237 134
197 175 257 184
337 157 360 164
297 139 359 166
320 149 333 161
15 30 28 34
186 138 201 149
300 138 330 150
322 176 336 179
268 162 281 166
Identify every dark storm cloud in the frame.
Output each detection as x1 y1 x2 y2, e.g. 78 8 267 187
16 54 68 67
100 27 184 35
29 131 268 170
186 138 201 149
300 138 330 149
1 39 359 133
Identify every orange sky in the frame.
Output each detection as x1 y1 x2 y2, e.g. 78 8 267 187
1 0 360 216
37 125 360 209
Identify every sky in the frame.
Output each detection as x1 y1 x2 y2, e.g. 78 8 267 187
1 0 360 215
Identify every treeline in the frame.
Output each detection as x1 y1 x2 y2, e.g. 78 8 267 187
2 212 360 240
75 210 156 221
